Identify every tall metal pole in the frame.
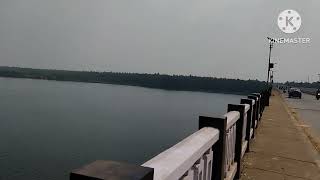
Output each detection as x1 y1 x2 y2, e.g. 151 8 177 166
267 44 272 84
267 37 274 84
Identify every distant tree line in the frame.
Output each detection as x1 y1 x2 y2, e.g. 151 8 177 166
0 66 267 95
283 81 320 89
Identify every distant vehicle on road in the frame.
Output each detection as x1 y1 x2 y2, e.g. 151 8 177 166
278 86 287 93
316 89 320 100
288 88 302 99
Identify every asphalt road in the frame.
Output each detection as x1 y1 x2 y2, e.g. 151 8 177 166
283 92 320 137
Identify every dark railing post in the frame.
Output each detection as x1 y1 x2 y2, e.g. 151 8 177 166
227 104 245 180
259 91 264 113
263 89 268 111
256 94 260 122
248 95 258 129
70 160 154 180
252 93 262 120
240 99 254 152
259 93 263 117
260 90 265 112
265 86 271 106
199 116 227 180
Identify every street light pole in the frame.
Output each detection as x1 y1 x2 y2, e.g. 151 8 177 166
267 37 275 84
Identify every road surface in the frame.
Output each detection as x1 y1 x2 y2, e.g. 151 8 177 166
242 90 320 180
283 92 320 137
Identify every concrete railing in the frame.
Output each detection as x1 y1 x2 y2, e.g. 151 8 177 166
142 127 219 180
70 87 271 180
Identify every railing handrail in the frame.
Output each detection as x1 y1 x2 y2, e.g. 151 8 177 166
244 104 250 113
142 127 219 180
224 111 240 130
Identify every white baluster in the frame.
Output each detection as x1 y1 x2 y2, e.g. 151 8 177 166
180 169 194 180
226 129 230 172
205 149 213 180
232 124 236 164
192 159 204 180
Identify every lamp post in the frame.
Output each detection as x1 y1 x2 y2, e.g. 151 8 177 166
267 37 276 84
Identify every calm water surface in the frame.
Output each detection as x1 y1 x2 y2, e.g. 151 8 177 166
0 77 243 180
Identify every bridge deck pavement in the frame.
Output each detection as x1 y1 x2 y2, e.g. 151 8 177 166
241 90 320 180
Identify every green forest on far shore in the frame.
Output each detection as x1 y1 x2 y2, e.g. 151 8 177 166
0 66 267 95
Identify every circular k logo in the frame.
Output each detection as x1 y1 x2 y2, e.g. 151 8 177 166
278 10 301 34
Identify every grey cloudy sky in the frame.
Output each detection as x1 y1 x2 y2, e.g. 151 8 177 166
0 0 319 82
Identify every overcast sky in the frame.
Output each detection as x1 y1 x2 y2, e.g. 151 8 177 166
0 0 319 82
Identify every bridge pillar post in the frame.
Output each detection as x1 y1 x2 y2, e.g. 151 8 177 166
248 95 259 130
199 116 227 180
265 87 272 106
260 90 265 112
252 93 262 120
240 99 254 152
227 104 245 180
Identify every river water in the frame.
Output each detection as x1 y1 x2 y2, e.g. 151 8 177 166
0 77 243 180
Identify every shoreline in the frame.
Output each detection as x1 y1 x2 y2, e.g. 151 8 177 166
0 66 267 96
0 76 251 96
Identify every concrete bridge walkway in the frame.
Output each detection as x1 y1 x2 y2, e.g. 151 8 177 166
241 90 320 180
